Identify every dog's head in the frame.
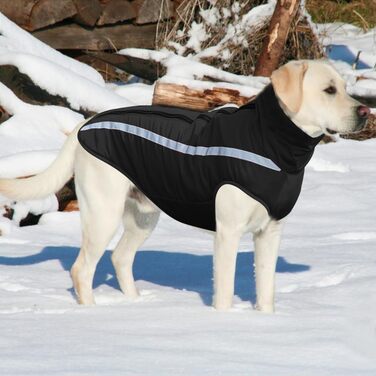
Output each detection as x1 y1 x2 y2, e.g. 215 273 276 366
271 60 370 137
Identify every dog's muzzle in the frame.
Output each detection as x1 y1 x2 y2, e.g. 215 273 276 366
355 105 371 132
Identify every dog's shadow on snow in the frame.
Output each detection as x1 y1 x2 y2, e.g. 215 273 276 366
0 247 309 305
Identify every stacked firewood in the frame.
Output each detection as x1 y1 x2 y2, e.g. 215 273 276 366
0 0 177 50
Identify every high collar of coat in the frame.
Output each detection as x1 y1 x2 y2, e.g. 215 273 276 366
250 84 324 173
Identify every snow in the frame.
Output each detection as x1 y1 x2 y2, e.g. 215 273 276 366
0 150 58 178
200 7 221 27
10 195 58 225
319 23 376 58
0 81 81 179
0 52 134 112
0 139 376 375
186 22 209 53
317 23 376 97
110 82 155 106
0 12 104 85
194 1 275 61
119 48 269 89
0 8 375 376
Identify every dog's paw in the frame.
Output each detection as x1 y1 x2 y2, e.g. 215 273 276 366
255 303 275 314
123 287 140 300
212 300 232 311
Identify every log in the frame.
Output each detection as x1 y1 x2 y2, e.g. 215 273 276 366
2 205 41 227
73 0 102 27
0 0 37 28
76 54 129 82
56 178 76 211
63 200 79 212
254 0 301 77
135 0 172 24
152 82 254 111
0 65 70 108
32 22 157 50
0 65 94 117
28 0 77 31
86 51 165 81
0 105 11 125
97 0 136 26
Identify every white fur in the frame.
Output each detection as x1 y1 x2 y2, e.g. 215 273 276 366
0 61 366 312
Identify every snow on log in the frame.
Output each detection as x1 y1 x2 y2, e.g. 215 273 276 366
152 82 254 111
254 0 301 77
0 65 92 117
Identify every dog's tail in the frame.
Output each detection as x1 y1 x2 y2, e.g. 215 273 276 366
0 122 83 201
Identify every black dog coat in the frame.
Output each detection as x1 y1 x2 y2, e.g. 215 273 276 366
78 85 323 231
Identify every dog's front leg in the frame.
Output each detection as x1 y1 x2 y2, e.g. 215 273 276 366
253 220 282 313
213 224 242 310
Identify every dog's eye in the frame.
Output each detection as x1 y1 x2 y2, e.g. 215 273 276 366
324 86 337 95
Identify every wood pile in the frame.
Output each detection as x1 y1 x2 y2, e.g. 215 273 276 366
0 0 177 50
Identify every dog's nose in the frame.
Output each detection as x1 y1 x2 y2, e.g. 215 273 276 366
357 105 370 119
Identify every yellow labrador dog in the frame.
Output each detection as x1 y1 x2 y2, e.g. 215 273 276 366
0 60 370 312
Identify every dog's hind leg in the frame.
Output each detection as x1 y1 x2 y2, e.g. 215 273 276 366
71 149 130 305
112 197 160 298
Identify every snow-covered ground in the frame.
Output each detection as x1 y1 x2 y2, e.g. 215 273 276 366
0 139 375 375
0 8 375 376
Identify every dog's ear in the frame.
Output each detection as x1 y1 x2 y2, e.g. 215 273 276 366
271 61 308 113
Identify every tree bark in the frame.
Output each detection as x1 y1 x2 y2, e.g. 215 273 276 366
254 0 301 77
152 82 254 111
